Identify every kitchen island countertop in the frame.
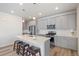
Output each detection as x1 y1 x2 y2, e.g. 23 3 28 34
17 34 50 56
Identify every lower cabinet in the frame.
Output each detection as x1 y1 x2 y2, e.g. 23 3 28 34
54 36 78 50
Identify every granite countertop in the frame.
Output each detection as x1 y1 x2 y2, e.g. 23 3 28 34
55 34 77 38
37 34 77 38
17 34 50 44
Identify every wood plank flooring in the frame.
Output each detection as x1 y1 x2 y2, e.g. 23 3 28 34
0 45 17 56
0 45 78 56
49 47 78 56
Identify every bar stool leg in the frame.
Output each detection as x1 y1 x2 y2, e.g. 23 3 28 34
26 50 29 56
39 50 41 56
16 44 19 54
32 53 36 56
13 42 15 51
16 44 20 55
22 47 25 56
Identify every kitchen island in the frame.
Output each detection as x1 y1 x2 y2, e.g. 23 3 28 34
17 34 50 56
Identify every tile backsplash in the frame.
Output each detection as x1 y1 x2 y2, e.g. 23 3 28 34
38 29 76 36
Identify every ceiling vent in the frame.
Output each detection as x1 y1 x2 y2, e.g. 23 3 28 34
22 9 25 12
33 3 37 4
33 3 40 5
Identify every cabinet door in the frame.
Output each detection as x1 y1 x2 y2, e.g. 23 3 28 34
60 37 68 48
55 36 68 48
66 14 76 30
56 13 76 30
56 15 68 30
37 18 47 30
47 17 56 25
54 36 77 50
54 36 62 47
66 37 77 50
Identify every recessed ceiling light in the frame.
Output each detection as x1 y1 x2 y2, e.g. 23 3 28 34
22 20 24 22
19 3 23 5
55 6 59 10
11 10 14 13
33 17 36 20
39 12 42 16
22 8 25 12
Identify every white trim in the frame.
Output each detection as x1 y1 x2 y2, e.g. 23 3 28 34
38 10 76 20
0 43 13 48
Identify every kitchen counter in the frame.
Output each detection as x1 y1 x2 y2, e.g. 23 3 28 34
17 34 50 56
38 30 78 38
37 34 77 38
55 34 77 38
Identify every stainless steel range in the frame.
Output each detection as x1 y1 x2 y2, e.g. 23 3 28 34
46 31 56 48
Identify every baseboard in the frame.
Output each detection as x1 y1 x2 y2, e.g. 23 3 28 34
0 44 13 50
55 45 77 51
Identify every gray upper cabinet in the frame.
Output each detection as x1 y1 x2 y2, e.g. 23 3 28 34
37 18 48 30
37 17 56 30
56 13 76 30
56 15 68 30
37 11 76 31
66 14 76 30
47 17 56 25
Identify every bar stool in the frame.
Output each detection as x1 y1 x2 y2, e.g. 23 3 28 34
18 42 29 56
13 40 23 51
26 46 41 56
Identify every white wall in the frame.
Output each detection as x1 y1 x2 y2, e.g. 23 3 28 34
0 12 22 47
77 5 79 55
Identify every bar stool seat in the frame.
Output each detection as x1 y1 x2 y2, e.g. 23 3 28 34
26 46 41 56
18 42 29 56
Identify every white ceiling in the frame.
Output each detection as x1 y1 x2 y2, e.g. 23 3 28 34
0 3 78 19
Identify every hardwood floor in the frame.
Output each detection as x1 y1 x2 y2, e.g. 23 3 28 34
49 47 78 56
0 45 17 56
0 45 78 56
